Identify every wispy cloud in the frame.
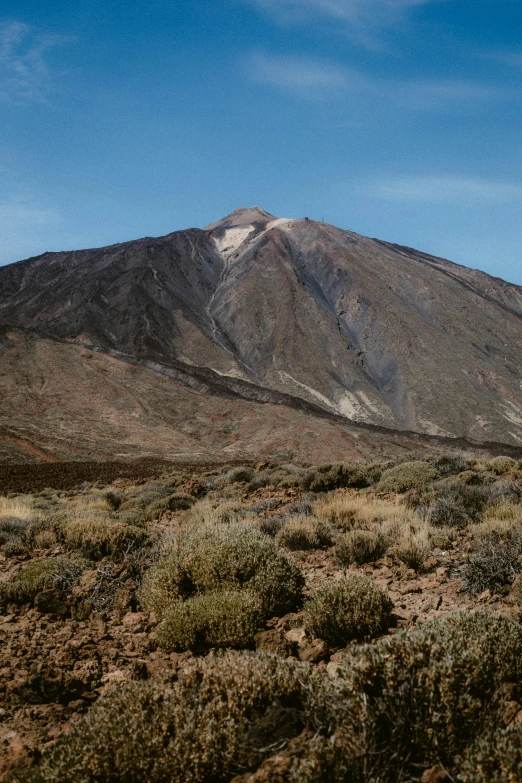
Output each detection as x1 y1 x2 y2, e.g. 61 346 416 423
247 51 367 98
246 51 499 108
366 175 522 204
0 19 70 103
243 0 438 42
244 0 433 24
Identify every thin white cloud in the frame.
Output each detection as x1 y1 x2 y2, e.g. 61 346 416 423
247 51 368 98
366 176 522 204
242 0 439 43
246 51 499 108
0 19 69 103
244 0 433 25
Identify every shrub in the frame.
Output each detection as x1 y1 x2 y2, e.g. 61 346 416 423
0 495 35 522
462 530 522 594
432 453 468 477
139 524 304 618
378 461 439 493
0 518 29 545
303 462 381 493
104 491 122 510
426 494 469 528
166 493 194 511
336 529 388 566
0 557 87 606
304 574 393 646
2 540 27 556
394 531 430 571
490 456 518 475
430 483 492 522
276 516 334 551
16 652 314 783
257 517 284 538
458 723 522 783
315 495 405 535
64 517 148 560
283 498 313 517
25 515 66 549
336 611 522 776
157 590 263 651
226 467 255 484
488 479 522 504
142 493 193 520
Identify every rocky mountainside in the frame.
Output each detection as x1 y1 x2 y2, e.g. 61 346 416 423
1 206 522 461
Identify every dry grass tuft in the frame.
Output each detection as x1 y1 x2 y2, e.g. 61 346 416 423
0 495 35 521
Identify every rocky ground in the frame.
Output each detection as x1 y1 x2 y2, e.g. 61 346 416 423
1 456 522 780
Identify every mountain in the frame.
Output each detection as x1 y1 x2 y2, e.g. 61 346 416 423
1 206 522 463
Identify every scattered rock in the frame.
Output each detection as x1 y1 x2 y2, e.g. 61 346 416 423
421 763 449 783
34 589 70 616
255 629 291 657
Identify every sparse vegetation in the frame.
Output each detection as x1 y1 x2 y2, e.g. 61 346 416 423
304 574 393 646
138 523 304 618
0 557 87 607
276 515 333 550
490 455 518 475
4 454 522 782
157 590 263 651
63 516 148 560
378 461 439 493
336 528 388 565
15 652 314 783
463 529 522 594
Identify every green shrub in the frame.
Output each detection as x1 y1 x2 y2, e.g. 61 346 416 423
427 494 469 528
458 723 522 782
0 557 87 606
429 483 492 523
490 456 518 475
336 529 388 566
488 479 522 504
394 532 430 571
226 467 255 484
334 611 522 778
276 516 333 551
432 454 468 477
457 469 490 485
104 491 122 510
302 462 383 493
64 517 148 560
0 518 29 549
304 574 393 647
462 530 522 594
139 524 304 618
257 517 284 538
139 492 193 522
430 534 453 550
157 590 263 651
2 540 28 556
378 461 439 493
16 652 314 783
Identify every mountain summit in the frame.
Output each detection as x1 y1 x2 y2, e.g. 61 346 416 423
1 207 522 461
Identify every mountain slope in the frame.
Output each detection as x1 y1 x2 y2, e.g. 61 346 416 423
1 206 522 453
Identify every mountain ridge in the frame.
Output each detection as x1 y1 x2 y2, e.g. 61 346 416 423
1 206 522 461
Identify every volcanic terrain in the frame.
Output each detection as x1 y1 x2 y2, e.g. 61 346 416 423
1 206 522 463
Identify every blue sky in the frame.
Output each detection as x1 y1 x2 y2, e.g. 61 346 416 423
1 0 522 284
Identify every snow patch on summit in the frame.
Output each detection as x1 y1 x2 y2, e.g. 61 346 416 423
213 226 255 259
